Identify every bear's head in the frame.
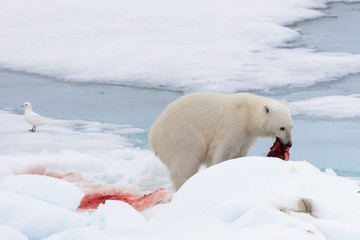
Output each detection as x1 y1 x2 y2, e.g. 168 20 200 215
262 99 293 147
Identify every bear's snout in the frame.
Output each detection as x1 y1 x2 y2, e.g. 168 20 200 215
277 137 292 148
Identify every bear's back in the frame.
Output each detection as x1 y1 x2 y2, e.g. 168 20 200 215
160 92 233 127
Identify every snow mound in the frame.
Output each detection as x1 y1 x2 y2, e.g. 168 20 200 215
0 175 88 239
0 191 88 240
2 174 84 211
0 225 28 240
1 157 360 240
90 200 150 234
166 157 360 239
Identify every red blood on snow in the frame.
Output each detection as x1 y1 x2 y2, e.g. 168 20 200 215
77 188 169 212
266 138 291 161
10 167 171 212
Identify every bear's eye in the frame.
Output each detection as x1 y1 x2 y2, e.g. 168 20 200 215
280 127 285 131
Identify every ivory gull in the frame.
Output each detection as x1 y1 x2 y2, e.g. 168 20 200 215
21 102 53 132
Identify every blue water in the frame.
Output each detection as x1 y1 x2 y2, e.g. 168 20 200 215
285 2 360 177
291 2 360 54
0 70 181 128
0 2 359 177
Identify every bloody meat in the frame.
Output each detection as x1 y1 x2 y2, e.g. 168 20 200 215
266 138 291 161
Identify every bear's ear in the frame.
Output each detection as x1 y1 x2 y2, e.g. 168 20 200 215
264 105 270 114
280 99 288 106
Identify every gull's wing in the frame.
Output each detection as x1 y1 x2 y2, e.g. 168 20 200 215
25 112 53 126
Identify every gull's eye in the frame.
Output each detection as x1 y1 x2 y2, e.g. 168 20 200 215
280 127 285 131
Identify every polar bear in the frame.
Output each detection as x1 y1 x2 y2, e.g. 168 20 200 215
149 92 293 190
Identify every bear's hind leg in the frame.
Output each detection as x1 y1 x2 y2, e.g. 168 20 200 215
169 154 203 191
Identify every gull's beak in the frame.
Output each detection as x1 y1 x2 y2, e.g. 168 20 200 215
20 104 24 107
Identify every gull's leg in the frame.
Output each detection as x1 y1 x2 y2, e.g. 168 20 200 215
29 126 36 132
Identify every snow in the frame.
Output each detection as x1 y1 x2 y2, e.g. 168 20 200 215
1 153 360 239
290 94 360 119
0 191 88 239
0 109 172 193
169 158 360 221
2 175 84 211
0 225 28 240
90 200 150 234
0 0 360 93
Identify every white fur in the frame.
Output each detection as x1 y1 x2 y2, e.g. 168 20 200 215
149 92 293 190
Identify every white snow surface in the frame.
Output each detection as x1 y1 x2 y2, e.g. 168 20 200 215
290 94 360 119
0 225 28 240
2 174 84 211
0 110 171 193
1 110 360 240
1 0 360 93
1 155 360 239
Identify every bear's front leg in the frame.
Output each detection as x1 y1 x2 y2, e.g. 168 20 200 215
210 141 243 167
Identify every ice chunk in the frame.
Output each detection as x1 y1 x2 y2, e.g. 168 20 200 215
0 225 28 240
2 174 84 211
91 200 149 234
0 191 88 239
290 95 360 119
169 157 360 224
315 219 360 240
